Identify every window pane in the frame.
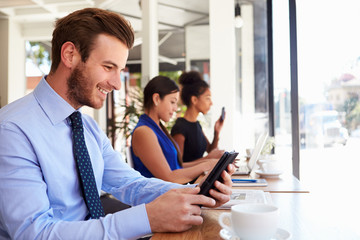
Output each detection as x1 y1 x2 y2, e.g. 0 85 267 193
297 0 360 235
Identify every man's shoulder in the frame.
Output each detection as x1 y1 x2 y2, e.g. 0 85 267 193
81 113 106 137
0 93 37 125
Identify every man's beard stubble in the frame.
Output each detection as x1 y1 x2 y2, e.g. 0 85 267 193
66 64 97 109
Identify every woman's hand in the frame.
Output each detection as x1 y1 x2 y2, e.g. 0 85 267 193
206 148 225 159
214 116 225 135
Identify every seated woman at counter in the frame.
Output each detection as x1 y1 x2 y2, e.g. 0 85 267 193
171 71 225 166
130 76 218 184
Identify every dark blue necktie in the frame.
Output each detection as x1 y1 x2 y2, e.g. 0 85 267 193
69 111 105 219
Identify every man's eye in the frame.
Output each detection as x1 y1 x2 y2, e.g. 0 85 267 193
104 65 112 70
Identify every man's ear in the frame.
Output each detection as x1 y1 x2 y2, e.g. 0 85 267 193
152 93 161 106
61 42 80 69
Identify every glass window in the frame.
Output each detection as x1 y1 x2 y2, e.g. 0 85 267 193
297 0 360 182
297 0 360 234
236 0 269 154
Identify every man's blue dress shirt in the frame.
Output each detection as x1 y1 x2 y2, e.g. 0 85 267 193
0 77 182 240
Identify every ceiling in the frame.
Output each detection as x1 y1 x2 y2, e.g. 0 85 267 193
0 0 210 70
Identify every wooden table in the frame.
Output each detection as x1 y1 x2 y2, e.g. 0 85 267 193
232 172 310 193
151 193 360 240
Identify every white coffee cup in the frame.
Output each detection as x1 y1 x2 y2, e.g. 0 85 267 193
218 203 279 240
259 161 278 172
258 155 280 173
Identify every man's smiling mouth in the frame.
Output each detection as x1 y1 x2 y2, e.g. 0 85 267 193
97 86 109 95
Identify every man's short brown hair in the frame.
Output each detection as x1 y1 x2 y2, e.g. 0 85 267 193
50 8 134 73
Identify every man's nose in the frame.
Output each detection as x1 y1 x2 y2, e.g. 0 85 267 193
109 71 122 90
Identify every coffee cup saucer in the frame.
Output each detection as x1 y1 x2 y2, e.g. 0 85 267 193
254 169 283 178
219 227 291 240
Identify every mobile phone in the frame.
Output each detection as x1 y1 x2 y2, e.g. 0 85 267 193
220 107 225 121
198 151 238 197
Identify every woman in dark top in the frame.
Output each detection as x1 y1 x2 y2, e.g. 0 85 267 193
171 71 225 166
131 76 218 184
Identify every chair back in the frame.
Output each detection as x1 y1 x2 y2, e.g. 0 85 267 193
125 146 134 168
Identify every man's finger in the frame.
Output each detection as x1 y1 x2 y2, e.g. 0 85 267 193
186 215 204 226
172 187 200 195
209 187 231 204
214 180 232 196
227 163 236 175
188 192 216 207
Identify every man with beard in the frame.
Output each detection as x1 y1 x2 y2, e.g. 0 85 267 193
0 8 234 240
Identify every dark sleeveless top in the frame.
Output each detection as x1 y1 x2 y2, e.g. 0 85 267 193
171 117 207 162
131 114 181 178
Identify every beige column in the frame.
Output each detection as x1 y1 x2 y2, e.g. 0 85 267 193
140 0 159 88
209 0 237 149
240 4 256 149
0 16 26 107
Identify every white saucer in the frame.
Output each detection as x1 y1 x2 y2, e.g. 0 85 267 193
219 228 291 240
274 228 292 240
254 170 283 178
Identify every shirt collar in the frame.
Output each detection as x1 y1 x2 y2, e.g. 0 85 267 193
33 75 78 125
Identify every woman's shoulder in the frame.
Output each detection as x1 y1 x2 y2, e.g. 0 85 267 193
174 117 199 125
133 125 156 138
171 117 197 135
172 117 189 129
133 125 154 134
134 114 159 131
132 125 158 146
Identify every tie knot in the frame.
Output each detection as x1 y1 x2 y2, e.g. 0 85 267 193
69 111 83 129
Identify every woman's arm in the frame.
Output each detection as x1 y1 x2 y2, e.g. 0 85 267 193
172 133 222 168
206 116 224 152
132 126 217 184
172 133 185 158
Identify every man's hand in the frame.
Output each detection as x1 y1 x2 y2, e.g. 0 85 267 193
145 164 235 233
203 163 235 208
145 187 216 233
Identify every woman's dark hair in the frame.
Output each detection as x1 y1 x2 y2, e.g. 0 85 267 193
178 71 209 107
143 76 179 111
50 8 134 73
143 76 182 166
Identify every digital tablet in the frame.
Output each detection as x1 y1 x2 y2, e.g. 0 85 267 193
199 151 238 197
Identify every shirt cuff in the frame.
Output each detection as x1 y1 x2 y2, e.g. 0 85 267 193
112 203 151 239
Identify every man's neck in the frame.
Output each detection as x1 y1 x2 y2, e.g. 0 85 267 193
46 67 75 109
